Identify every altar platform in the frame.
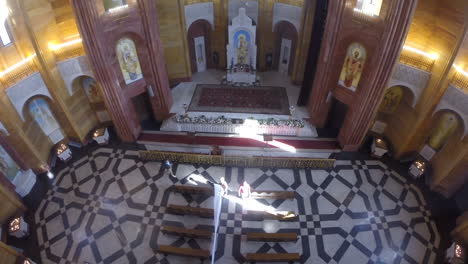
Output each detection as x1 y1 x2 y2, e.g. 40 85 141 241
161 70 317 137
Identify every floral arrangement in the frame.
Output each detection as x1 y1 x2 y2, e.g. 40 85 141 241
174 115 241 125
173 115 305 128
256 118 305 128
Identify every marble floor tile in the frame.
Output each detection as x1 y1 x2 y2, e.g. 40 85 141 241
35 146 441 264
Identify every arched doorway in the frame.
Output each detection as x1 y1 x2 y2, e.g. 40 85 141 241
187 19 213 73
273 20 298 75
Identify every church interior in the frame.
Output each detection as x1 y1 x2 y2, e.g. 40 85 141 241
0 0 467 263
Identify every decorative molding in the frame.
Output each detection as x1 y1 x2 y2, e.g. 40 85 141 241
228 0 258 24
6 72 53 121
57 56 95 96
11 169 36 197
433 84 468 135
387 63 431 107
272 3 302 33
185 2 214 30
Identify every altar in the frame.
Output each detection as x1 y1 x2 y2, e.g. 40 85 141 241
226 8 257 85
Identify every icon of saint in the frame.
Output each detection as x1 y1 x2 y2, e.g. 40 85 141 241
343 47 364 88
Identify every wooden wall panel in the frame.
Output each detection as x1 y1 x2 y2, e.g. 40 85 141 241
155 0 192 83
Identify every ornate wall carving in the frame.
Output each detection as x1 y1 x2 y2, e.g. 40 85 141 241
433 84 468 135
6 72 53 121
185 2 214 30
272 3 302 33
387 63 431 107
229 0 258 24
57 56 95 96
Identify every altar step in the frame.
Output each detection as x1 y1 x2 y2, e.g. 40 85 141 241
157 245 210 260
245 253 300 263
246 232 298 242
138 131 340 159
162 225 212 239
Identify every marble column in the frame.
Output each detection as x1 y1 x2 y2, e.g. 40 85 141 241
308 0 418 151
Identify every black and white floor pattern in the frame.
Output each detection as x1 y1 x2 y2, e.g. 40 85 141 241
35 147 440 264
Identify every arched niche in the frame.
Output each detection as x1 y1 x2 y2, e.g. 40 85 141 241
22 96 65 144
338 42 367 92
187 19 213 72
116 37 143 85
427 110 465 151
72 76 104 104
379 85 415 114
71 76 110 124
0 143 21 182
273 20 298 75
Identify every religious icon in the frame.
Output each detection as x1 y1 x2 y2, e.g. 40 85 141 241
339 43 366 91
28 98 60 136
0 145 20 181
116 38 143 85
428 112 459 150
235 30 250 65
379 86 403 114
237 34 248 64
82 76 103 103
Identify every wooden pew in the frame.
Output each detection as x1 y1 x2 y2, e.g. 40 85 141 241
250 191 295 200
244 210 299 221
162 225 212 239
245 253 300 263
173 185 295 200
174 185 214 196
167 204 214 218
247 232 298 242
158 245 210 260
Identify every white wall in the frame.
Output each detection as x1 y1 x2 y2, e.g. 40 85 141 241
6 72 53 121
185 2 215 30
272 3 302 32
57 56 95 96
229 0 258 25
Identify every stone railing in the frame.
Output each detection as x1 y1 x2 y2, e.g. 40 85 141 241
162 115 316 137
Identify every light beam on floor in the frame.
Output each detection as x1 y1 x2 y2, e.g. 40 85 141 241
235 120 297 153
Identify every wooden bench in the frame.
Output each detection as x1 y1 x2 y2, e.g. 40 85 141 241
158 245 210 260
162 225 212 239
245 253 300 263
247 232 298 242
174 185 214 196
167 204 214 218
244 210 298 221
250 191 295 200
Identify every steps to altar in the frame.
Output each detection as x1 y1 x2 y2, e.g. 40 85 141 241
138 131 340 159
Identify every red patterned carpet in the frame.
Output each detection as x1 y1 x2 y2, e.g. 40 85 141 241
188 84 290 115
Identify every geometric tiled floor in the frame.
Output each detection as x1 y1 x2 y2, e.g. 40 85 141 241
36 147 440 263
